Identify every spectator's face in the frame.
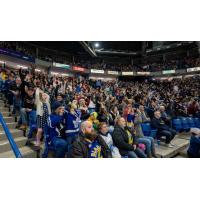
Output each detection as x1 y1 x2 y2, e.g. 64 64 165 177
57 95 63 102
155 111 161 118
139 105 144 112
100 124 109 134
82 121 93 134
27 90 34 96
118 118 126 128
16 78 21 85
56 106 65 116
42 93 47 101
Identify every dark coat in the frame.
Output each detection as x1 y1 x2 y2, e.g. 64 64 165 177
71 133 112 158
112 125 137 156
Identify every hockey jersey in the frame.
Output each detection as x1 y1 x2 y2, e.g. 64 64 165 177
47 114 65 141
64 109 81 137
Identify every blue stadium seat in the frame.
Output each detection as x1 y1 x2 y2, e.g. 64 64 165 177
194 118 200 128
187 117 195 128
180 117 190 131
172 118 182 131
141 123 157 138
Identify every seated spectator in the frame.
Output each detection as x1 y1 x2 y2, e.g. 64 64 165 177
98 122 121 158
98 106 113 125
52 93 66 111
151 111 177 148
112 117 147 158
187 128 200 158
110 106 120 126
88 112 99 130
139 105 150 122
159 105 171 126
19 87 36 130
47 102 68 158
71 121 112 158
134 109 157 158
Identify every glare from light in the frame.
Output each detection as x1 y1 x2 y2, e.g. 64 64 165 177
94 43 99 48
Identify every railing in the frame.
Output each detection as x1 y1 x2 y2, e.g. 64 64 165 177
0 112 22 158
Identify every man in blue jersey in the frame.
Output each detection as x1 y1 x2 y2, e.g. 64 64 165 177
47 102 68 158
64 102 81 157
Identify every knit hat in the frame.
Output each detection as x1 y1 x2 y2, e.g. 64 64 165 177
90 112 98 119
52 101 64 111
190 128 200 135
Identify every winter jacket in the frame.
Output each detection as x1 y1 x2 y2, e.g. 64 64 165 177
98 132 121 158
71 133 112 158
112 125 137 157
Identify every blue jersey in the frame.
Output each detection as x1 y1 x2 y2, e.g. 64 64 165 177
64 109 81 137
47 114 65 141
87 139 103 158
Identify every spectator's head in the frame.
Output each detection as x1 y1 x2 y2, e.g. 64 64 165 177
53 102 65 115
154 110 161 119
81 121 97 140
117 117 126 129
159 105 165 112
16 77 21 85
27 88 34 96
139 105 145 112
90 112 98 121
98 122 108 135
56 94 63 102
39 92 48 102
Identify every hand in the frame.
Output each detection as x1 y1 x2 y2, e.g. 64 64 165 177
133 144 137 150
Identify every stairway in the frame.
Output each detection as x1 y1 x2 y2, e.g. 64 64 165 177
155 133 190 158
0 93 36 158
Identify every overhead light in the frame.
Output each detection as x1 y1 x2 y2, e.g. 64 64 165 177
51 72 59 75
0 60 5 64
35 69 41 72
94 43 99 48
17 65 28 69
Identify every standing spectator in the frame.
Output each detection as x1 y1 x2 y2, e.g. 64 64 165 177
35 87 51 149
47 102 68 158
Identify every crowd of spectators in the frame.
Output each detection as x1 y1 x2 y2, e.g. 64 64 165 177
0 42 200 73
1 64 200 158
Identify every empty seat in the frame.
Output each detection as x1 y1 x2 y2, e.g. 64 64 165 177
194 118 200 128
180 118 190 131
187 117 195 128
172 118 182 131
141 123 157 138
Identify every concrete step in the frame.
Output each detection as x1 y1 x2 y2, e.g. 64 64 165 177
0 146 37 158
0 107 9 112
173 155 186 158
1 112 11 117
179 147 188 158
155 136 189 158
177 132 191 140
3 116 15 123
0 129 24 141
0 122 17 131
0 137 27 153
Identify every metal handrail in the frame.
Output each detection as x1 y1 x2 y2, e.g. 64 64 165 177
0 112 22 158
